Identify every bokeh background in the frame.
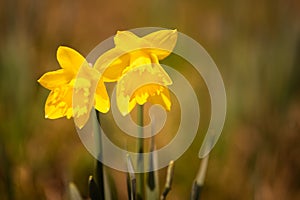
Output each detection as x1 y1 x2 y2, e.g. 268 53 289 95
1 0 300 199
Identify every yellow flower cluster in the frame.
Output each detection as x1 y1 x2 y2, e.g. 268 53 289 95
38 29 177 128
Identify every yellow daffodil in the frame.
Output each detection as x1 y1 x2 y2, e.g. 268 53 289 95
38 46 109 127
95 29 177 115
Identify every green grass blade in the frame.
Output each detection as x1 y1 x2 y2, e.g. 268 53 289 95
146 132 159 200
127 154 137 200
160 161 175 200
89 176 102 200
190 155 209 200
68 182 82 200
190 181 202 200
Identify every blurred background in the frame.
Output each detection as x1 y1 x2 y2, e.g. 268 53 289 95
0 0 300 199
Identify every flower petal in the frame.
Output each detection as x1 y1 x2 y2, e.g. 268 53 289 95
129 50 151 68
147 87 171 111
38 69 72 90
150 53 172 85
133 84 161 105
101 58 128 82
94 48 130 82
57 46 85 74
143 29 178 60
44 86 72 119
114 31 149 52
94 80 110 113
73 63 104 128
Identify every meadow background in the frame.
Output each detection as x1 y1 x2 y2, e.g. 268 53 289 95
0 0 300 199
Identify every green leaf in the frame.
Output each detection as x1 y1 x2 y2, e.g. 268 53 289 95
127 154 137 200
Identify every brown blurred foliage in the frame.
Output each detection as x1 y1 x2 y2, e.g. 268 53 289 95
0 0 300 199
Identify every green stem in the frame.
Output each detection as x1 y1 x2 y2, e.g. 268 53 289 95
95 110 105 200
137 105 144 200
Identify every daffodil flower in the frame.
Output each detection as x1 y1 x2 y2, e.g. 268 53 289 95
95 29 177 115
38 46 109 127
